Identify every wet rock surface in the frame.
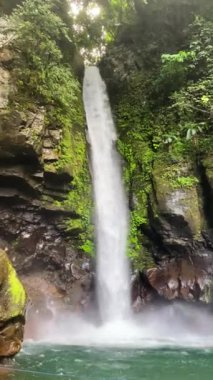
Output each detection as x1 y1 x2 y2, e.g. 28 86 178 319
133 158 213 307
0 204 93 313
132 257 213 310
0 28 93 331
147 161 204 256
0 249 26 358
0 320 24 358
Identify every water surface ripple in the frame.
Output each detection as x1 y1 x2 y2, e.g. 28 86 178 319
1 344 213 380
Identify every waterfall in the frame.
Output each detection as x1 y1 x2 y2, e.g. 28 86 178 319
83 67 131 323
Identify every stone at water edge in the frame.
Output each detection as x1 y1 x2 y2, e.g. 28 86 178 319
0 249 27 358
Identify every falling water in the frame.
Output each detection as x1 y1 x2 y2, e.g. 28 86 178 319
83 67 130 323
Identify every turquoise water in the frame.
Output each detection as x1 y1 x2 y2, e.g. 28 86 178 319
1 344 213 380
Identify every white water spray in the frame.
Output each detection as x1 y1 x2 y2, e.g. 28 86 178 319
83 66 130 322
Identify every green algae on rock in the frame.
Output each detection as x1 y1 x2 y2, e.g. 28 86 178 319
152 159 203 239
0 249 27 358
0 249 27 321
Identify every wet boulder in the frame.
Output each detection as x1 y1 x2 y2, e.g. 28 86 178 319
151 160 203 251
132 256 213 306
140 158 210 263
0 249 27 358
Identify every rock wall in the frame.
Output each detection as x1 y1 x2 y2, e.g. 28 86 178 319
100 1 213 309
0 27 93 324
132 157 213 308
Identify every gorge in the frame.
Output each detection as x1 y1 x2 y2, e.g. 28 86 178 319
0 0 213 378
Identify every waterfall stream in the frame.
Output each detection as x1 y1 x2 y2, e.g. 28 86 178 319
83 67 130 323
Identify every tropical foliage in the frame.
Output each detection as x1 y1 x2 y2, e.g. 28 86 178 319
4 0 92 254
1 0 213 265
99 0 213 265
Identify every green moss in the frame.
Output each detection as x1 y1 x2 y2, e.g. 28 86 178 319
181 188 203 238
114 75 155 268
56 125 86 177
7 260 26 316
202 154 213 182
153 158 198 196
0 249 27 321
162 170 199 190
50 130 94 255
174 176 199 188
153 158 203 238
130 246 155 272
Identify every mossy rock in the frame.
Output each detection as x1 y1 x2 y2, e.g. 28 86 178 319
0 249 27 358
0 249 27 321
0 108 45 160
152 159 203 238
202 154 213 186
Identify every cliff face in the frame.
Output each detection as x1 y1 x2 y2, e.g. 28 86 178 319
100 1 213 308
132 157 213 307
0 0 213 327
0 25 93 322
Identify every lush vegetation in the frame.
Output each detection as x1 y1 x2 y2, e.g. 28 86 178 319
1 0 213 266
3 0 92 254
97 0 213 267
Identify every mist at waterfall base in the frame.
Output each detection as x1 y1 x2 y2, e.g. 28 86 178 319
24 302 213 348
